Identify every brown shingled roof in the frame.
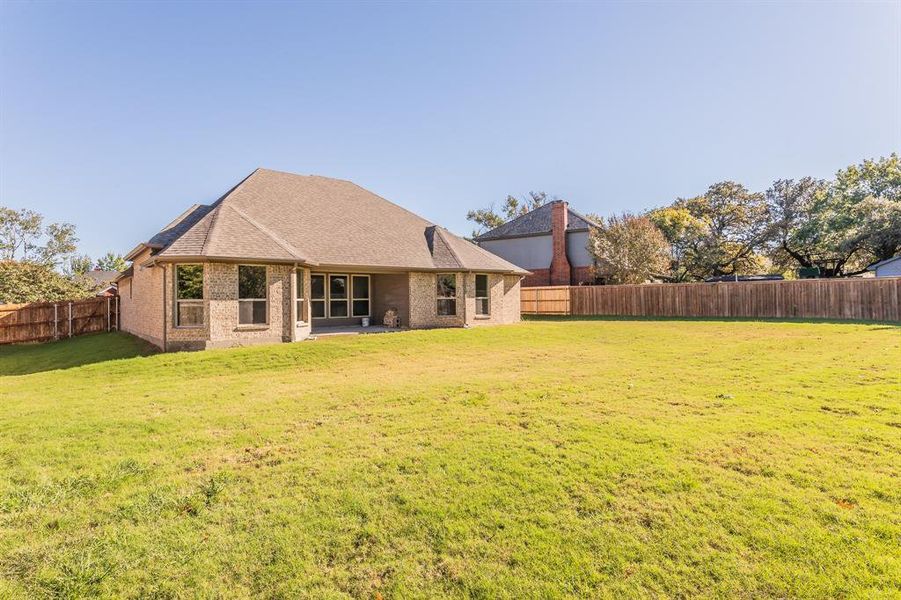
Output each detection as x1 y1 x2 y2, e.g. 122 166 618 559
138 169 527 275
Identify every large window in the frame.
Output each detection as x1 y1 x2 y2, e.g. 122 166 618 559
311 274 326 318
295 269 305 323
352 275 370 317
238 265 267 325
329 275 348 317
175 264 204 327
475 274 489 316
437 274 457 316
311 273 370 319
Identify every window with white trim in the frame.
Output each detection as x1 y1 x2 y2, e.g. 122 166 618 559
238 265 267 325
475 274 489 316
436 274 457 316
295 269 305 323
352 275 370 317
311 274 326 318
329 275 348 317
175 264 204 327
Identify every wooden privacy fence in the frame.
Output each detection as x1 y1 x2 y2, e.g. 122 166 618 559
0 296 119 345
521 278 901 322
520 285 571 315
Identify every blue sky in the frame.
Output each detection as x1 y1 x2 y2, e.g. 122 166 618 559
1 1 899 260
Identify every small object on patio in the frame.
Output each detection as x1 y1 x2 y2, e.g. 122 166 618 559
361 317 370 327
383 308 399 328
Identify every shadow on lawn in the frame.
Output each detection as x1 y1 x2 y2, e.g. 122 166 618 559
523 314 901 327
0 332 158 376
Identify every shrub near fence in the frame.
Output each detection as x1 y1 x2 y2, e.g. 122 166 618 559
0 296 119 345
521 278 901 322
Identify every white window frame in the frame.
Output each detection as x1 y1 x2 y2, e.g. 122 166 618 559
175 263 204 328
237 264 268 326
475 273 490 316
327 274 350 318
436 273 457 316
351 274 371 318
310 273 326 319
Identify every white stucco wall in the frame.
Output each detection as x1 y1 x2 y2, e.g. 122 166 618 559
478 235 552 270
565 230 593 268
875 259 901 278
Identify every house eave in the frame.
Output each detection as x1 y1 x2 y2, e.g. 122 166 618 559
124 243 164 262
145 256 528 276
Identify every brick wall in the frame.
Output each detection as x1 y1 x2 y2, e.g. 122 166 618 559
523 268 550 287
408 272 465 328
461 273 521 327
502 275 522 323
409 271 522 328
203 263 293 349
549 201 572 286
572 266 595 286
119 248 164 348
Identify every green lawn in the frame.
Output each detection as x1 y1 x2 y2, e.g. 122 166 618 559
1 320 899 598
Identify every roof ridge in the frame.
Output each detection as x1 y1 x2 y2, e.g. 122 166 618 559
255 169 438 229
201 168 307 262
159 203 204 232
434 227 464 269
344 180 435 228
225 203 308 262
473 202 552 241
198 204 223 256
567 206 600 228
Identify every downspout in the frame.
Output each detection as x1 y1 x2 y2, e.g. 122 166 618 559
462 272 468 327
162 264 168 352
290 262 297 342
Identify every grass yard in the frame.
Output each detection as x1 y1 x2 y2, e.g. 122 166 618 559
1 319 899 598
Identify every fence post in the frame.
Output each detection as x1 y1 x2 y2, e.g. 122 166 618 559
53 303 58 340
68 302 72 337
107 296 111 332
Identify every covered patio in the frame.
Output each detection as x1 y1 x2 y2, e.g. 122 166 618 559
304 271 410 334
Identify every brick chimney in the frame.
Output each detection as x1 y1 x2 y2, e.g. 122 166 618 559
549 200 571 285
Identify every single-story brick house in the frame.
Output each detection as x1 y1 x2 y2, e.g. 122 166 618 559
116 168 527 351
473 200 599 287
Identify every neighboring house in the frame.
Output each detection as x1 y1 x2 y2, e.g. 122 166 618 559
115 168 527 351
867 255 901 278
83 269 120 296
473 200 599 287
704 274 784 282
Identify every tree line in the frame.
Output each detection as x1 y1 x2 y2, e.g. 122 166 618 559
0 207 127 303
467 154 900 284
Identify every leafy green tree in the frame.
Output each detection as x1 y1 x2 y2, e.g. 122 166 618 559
96 252 127 272
764 154 900 277
467 191 556 237
0 261 96 304
829 153 901 269
0 207 78 267
764 177 828 274
65 254 94 277
587 213 670 284
649 182 769 281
